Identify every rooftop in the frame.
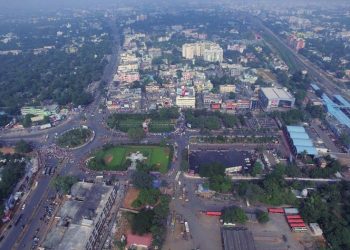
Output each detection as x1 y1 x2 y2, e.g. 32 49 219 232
222 227 256 250
286 126 306 133
322 94 350 129
43 182 115 250
286 126 317 155
261 87 293 100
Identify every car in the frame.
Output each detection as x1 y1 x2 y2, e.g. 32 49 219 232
21 204 26 210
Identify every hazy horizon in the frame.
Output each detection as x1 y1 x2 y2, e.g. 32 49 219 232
0 0 349 13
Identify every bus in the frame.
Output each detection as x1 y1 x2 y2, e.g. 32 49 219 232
175 171 181 182
287 219 305 223
289 223 306 228
268 208 284 214
292 227 307 232
286 215 302 219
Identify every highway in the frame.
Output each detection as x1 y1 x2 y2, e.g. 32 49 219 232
0 15 124 250
248 14 350 100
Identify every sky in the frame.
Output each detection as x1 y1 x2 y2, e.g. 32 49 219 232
0 0 349 12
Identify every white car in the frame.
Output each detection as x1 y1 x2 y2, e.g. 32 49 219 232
21 204 26 210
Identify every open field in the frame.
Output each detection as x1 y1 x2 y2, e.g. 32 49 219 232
88 145 171 173
116 118 175 133
123 188 140 209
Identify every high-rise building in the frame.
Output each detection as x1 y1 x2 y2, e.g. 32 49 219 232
182 42 223 62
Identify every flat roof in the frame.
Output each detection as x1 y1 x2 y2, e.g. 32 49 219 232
322 94 350 129
295 145 318 155
43 182 115 250
222 227 256 250
261 87 293 100
288 132 310 140
310 84 320 91
291 138 314 147
286 126 306 133
334 95 350 107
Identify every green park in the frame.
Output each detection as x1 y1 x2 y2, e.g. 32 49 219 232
57 127 93 148
87 145 171 173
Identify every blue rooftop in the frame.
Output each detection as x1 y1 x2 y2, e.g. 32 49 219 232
334 95 350 107
288 131 310 140
291 138 314 147
311 84 320 91
322 94 350 129
294 145 318 155
286 126 306 133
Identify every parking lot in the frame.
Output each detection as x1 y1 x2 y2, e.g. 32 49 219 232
247 213 316 250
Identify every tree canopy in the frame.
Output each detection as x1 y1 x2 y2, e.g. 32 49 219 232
221 207 248 224
15 139 32 153
51 175 78 194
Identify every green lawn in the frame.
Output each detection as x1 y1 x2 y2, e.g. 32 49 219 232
89 145 171 173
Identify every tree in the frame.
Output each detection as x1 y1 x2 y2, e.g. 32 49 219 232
251 162 263 177
199 163 226 177
132 171 153 189
132 189 161 208
131 209 155 235
340 132 350 147
22 114 32 128
221 207 248 224
257 211 269 224
51 175 78 194
15 140 32 153
209 175 232 193
127 127 145 141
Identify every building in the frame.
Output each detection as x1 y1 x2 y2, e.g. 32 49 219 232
176 86 196 108
309 223 323 236
21 105 59 116
322 94 350 130
182 42 223 62
284 126 318 156
148 48 162 59
219 84 236 94
126 232 152 249
221 227 257 250
42 182 120 250
259 87 295 110
203 93 222 109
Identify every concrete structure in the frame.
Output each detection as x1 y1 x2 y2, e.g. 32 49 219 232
182 42 223 62
42 182 119 250
259 87 295 110
221 227 256 250
176 86 196 108
309 223 323 236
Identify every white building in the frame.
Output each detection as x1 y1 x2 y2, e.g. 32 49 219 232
182 42 223 62
176 86 196 108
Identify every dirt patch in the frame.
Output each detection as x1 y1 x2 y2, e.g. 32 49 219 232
0 147 15 154
104 154 113 164
123 188 140 209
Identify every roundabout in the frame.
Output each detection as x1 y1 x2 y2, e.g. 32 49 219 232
56 126 95 150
